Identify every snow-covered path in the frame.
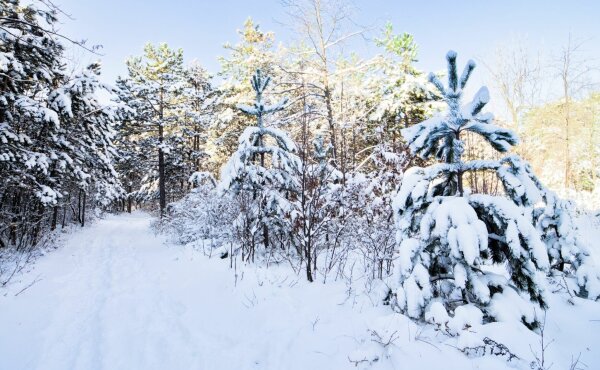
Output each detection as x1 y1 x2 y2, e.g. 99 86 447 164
0 213 395 370
0 213 206 369
1 212 598 370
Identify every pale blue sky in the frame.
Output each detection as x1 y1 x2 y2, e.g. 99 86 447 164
54 0 599 94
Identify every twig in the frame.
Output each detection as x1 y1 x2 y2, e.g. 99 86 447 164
312 316 320 331
0 17 103 55
14 276 42 297
347 356 371 367
530 310 554 370
569 352 587 370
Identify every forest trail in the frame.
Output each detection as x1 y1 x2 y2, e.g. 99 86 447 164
0 212 393 370
0 213 210 369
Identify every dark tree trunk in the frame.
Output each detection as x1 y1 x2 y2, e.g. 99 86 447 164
127 184 132 214
456 131 464 196
77 189 82 224
51 206 58 231
158 142 166 217
61 205 67 229
306 243 313 282
81 192 86 227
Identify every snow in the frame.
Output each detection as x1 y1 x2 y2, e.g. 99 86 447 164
487 288 538 325
462 86 489 118
35 184 60 205
49 89 73 118
425 300 449 325
1 212 599 370
429 197 487 265
237 97 288 116
397 238 420 277
447 304 483 333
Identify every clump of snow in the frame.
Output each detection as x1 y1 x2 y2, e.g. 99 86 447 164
425 300 449 327
447 304 483 333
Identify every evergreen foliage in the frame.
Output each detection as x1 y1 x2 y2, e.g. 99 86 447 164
220 69 300 260
115 43 186 215
392 51 550 329
0 0 121 249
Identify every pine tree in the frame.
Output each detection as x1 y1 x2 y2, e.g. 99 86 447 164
48 62 123 223
402 51 518 196
0 0 66 211
0 1 121 248
220 69 300 261
365 23 440 159
113 81 146 213
392 51 550 330
538 191 600 299
182 63 214 174
212 19 281 172
116 43 185 216
494 156 600 300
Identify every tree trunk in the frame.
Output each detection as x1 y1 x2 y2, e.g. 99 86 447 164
61 205 67 229
456 132 464 196
324 84 337 165
159 145 166 216
306 242 313 282
127 183 132 213
81 192 86 227
158 86 166 217
77 189 82 224
563 97 571 189
51 206 58 231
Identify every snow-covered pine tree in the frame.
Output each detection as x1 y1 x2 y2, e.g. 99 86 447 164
212 19 281 172
220 69 300 261
112 80 146 213
182 63 214 173
0 1 121 247
115 43 185 216
0 0 67 215
48 62 123 226
152 63 217 202
495 156 600 300
392 51 550 330
536 192 600 300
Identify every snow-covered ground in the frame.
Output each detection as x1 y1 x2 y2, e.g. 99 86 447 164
0 212 598 370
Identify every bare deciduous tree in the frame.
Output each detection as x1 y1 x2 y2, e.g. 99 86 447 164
281 0 364 168
483 38 542 132
552 34 598 189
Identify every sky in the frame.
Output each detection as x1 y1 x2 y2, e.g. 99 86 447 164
53 0 600 100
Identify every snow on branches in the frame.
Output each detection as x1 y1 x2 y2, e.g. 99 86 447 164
221 70 300 194
402 51 517 165
392 51 580 331
220 69 300 259
392 162 550 329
